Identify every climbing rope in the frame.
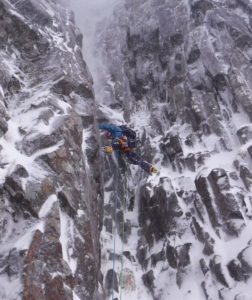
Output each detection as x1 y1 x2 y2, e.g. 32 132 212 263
111 155 129 300
119 171 128 300
111 155 119 300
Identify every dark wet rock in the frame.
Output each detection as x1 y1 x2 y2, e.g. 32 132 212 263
191 216 204 242
247 145 252 160
151 249 165 267
58 191 77 218
4 175 38 218
229 171 239 181
227 259 248 282
164 242 191 283
104 217 113 234
240 165 252 191
184 153 207 172
0 102 9 136
178 243 191 268
201 281 211 300
170 32 184 47
166 244 178 269
160 134 183 162
210 256 229 287
109 253 121 261
123 251 135 262
45 275 72 300
191 217 215 255
23 178 55 215
194 196 206 223
213 73 228 91
22 131 62 156
208 168 230 191
0 117 8 137
52 79 94 99
128 196 134 211
7 76 21 94
105 269 119 294
13 0 53 28
142 270 155 290
1 8 49 61
237 126 252 144
123 219 132 242
23 204 81 300
195 174 220 228
37 108 54 125
238 245 252 273
223 219 245 236
136 235 149 270
187 46 201 64
200 258 209 275
12 164 29 178
176 268 187 288
3 248 24 277
139 177 182 246
206 169 244 234
203 233 215 256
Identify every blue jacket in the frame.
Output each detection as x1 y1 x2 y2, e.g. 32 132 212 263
99 123 123 138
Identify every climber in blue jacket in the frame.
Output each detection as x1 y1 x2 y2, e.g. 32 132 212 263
99 123 158 173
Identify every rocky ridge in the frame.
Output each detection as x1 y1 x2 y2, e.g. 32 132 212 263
0 0 102 299
1 0 252 299
94 0 252 299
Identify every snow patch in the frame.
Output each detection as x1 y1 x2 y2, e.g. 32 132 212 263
59 208 77 274
39 194 58 218
14 221 45 251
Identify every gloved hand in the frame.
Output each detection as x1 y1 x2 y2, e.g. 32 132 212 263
102 146 113 154
149 165 158 173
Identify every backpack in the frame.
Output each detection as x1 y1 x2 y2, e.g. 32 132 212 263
119 125 136 139
119 125 138 148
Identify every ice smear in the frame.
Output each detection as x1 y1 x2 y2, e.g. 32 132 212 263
0 84 4 97
59 208 77 273
0 274 22 300
39 194 58 218
73 291 81 300
14 221 45 251
98 104 125 124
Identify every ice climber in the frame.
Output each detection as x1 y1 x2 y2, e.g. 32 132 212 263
99 123 158 173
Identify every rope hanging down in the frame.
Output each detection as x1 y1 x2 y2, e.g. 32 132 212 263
119 172 128 300
111 157 128 300
111 160 119 300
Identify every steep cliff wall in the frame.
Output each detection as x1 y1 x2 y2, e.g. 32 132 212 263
94 0 252 299
0 0 102 299
1 0 252 299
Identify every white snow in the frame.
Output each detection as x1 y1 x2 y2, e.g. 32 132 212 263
0 274 23 300
73 291 81 300
14 221 45 251
0 85 4 97
59 208 78 274
39 194 58 218
98 104 125 124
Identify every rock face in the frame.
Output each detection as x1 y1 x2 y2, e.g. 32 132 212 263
0 0 102 299
1 0 252 299
93 0 252 299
